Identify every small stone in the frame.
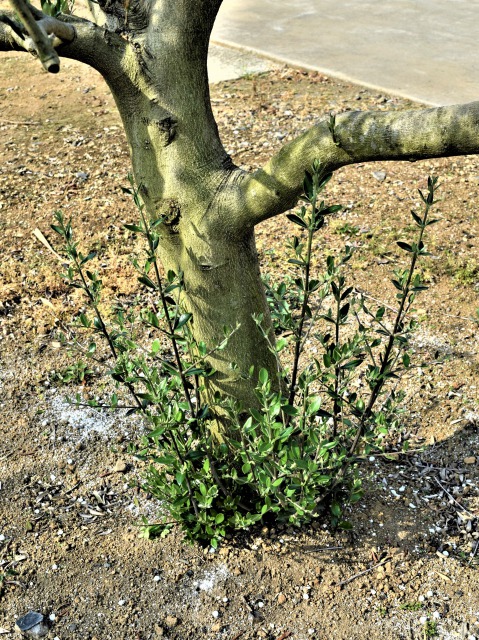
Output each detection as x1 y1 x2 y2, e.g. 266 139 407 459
114 460 128 473
154 624 164 637
15 612 49 638
212 611 219 619
372 171 387 182
164 616 178 628
277 593 286 605
211 623 222 632
464 456 476 465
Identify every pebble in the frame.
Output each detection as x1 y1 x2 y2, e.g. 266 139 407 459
464 456 476 465
212 610 219 619
277 593 286 605
372 171 387 182
114 460 128 473
15 612 49 638
164 616 178 628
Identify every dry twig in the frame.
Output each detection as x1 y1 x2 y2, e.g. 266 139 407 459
338 556 390 587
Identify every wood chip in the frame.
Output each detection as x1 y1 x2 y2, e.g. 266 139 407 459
436 571 452 582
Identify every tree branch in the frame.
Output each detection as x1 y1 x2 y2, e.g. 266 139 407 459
0 6 127 82
0 12 27 50
7 0 67 72
238 102 479 227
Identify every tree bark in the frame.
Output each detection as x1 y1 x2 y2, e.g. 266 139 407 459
3 0 479 424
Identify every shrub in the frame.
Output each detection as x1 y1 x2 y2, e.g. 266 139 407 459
51 166 439 546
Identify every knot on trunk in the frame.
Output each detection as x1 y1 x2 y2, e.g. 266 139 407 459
161 199 181 232
154 116 177 146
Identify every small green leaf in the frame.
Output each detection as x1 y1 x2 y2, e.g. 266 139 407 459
124 223 143 233
331 502 341 517
397 241 412 252
258 368 269 385
151 339 161 354
286 213 308 229
410 209 423 226
174 312 193 330
138 275 156 289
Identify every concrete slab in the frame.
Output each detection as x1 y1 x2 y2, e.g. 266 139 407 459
212 0 479 106
208 43 280 83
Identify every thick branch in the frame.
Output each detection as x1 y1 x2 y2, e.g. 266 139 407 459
238 102 479 227
0 12 26 50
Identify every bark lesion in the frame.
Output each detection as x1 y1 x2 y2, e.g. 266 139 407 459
161 199 181 232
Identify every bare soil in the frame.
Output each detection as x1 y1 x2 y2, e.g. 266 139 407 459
1 54 479 640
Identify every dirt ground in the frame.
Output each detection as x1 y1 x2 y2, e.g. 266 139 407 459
1 52 479 640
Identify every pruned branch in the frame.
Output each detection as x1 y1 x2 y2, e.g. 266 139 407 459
1 1 75 71
237 101 479 227
0 6 127 84
8 0 62 72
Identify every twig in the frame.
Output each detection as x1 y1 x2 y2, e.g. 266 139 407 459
303 545 342 553
434 477 475 517
414 462 467 473
469 539 479 566
338 557 390 587
275 632 293 640
357 288 476 323
64 481 81 495
354 448 426 461
0 119 41 126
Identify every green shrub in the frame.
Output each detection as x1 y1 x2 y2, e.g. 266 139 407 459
51 167 439 546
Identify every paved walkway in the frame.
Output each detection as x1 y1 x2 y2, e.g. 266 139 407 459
210 0 478 106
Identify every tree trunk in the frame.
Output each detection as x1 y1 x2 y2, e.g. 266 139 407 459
95 1 281 411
